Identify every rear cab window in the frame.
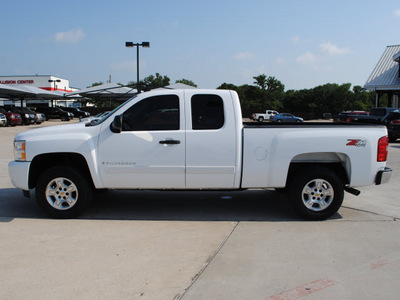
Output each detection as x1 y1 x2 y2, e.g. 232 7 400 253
191 94 224 130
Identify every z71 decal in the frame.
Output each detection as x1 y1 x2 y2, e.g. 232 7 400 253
346 139 367 147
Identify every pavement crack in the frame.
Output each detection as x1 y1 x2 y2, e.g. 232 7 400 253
175 221 239 300
342 205 398 221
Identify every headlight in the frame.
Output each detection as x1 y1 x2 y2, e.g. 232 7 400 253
14 140 26 161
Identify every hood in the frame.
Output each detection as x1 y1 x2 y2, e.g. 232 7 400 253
15 122 91 141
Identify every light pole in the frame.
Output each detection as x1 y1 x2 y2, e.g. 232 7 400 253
125 41 150 93
48 79 61 107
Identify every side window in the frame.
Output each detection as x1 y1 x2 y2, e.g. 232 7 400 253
191 94 224 130
122 95 179 131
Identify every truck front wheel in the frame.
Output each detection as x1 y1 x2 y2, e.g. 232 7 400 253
288 166 344 220
35 166 93 218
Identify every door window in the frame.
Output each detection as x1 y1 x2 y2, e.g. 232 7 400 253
122 95 180 131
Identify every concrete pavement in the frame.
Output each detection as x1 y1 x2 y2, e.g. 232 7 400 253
1 121 400 299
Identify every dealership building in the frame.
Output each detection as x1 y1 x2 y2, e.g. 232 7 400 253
0 75 78 107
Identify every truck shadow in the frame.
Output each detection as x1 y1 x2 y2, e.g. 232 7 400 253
0 188 343 222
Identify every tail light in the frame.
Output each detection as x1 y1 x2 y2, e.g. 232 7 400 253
377 136 389 162
346 117 351 122
390 120 400 125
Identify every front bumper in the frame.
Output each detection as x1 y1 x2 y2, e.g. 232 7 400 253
8 161 30 190
375 167 392 185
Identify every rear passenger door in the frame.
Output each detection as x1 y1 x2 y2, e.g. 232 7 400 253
185 91 238 188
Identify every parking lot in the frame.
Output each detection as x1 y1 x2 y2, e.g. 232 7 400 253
1 121 400 300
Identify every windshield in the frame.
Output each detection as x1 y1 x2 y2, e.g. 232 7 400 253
88 95 137 126
20 107 34 113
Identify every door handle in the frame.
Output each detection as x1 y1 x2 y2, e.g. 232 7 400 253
159 139 181 145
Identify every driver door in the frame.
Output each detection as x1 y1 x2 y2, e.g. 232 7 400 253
97 93 186 189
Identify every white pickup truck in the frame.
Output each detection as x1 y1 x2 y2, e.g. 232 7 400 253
252 110 279 122
8 89 392 220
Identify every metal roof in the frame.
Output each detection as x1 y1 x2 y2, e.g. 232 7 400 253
364 45 400 91
0 83 65 99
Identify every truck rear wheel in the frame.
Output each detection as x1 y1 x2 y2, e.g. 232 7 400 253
35 166 93 218
288 166 344 220
258 117 264 122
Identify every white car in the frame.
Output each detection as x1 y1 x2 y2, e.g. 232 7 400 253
0 112 7 126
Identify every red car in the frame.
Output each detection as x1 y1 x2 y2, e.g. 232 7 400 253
0 107 22 126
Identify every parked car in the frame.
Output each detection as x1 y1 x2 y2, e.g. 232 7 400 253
350 107 399 124
19 107 44 125
270 113 304 123
28 107 47 124
5 106 35 125
0 107 22 126
0 112 7 126
60 107 90 119
80 111 110 123
34 106 71 121
333 111 369 123
381 110 400 142
252 110 279 122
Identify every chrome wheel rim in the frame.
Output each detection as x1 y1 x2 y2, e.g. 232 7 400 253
301 179 334 211
45 177 78 210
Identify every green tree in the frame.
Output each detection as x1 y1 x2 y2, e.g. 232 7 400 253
253 74 267 90
175 78 197 87
251 74 285 110
349 85 374 111
237 84 262 111
264 76 285 110
127 73 171 91
142 73 170 90
87 81 104 88
217 83 239 91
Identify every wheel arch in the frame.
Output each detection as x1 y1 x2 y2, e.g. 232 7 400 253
287 152 350 187
29 153 94 190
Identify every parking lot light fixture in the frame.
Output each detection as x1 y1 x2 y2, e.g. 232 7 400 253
125 41 150 93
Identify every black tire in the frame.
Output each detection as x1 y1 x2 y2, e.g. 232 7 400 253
258 117 264 122
288 166 344 220
35 166 93 218
277 119 282 123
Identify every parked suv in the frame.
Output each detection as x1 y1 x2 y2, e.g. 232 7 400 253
59 106 90 119
381 110 400 142
22 107 46 124
0 107 22 126
4 106 35 125
34 106 71 121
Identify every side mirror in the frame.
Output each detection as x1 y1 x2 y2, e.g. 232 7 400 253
110 115 123 133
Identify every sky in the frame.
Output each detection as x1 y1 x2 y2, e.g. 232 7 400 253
1 0 400 91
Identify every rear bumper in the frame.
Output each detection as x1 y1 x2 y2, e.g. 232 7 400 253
375 167 392 185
